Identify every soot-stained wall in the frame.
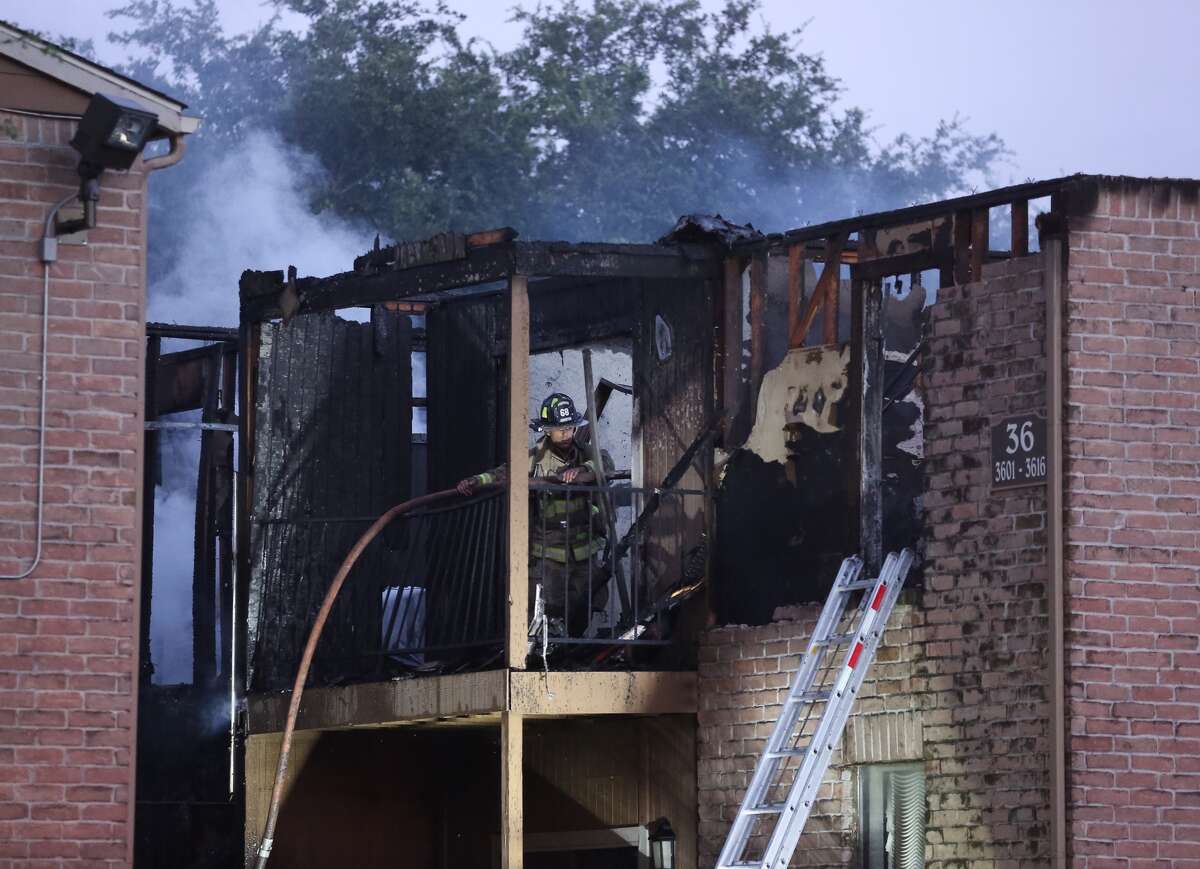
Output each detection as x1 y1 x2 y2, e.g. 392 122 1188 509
714 268 926 625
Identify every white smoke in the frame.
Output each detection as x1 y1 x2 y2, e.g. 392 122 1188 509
147 134 368 683
148 132 367 325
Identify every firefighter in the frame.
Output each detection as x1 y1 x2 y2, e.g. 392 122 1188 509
457 393 611 636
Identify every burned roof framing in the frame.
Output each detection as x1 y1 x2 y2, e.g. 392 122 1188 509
239 233 720 322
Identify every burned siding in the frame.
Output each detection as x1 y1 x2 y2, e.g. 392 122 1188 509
247 309 413 691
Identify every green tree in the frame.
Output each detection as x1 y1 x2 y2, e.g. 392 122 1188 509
109 0 1004 253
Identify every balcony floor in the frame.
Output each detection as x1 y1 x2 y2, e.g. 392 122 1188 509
246 669 697 733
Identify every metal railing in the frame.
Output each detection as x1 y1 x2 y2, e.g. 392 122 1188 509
248 489 506 692
247 482 706 690
527 482 706 660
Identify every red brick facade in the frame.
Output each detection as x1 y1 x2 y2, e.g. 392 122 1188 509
0 111 147 867
1063 180 1200 868
920 255 1052 868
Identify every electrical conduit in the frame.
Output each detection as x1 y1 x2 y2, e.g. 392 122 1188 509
2 192 78 581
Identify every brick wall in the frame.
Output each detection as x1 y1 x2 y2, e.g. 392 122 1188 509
0 111 147 867
921 255 1051 867
1063 179 1200 868
697 605 923 868
698 255 1052 867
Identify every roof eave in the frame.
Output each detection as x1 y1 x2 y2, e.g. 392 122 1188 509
0 21 200 137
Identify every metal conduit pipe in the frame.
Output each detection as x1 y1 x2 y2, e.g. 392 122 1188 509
253 484 500 868
2 191 78 581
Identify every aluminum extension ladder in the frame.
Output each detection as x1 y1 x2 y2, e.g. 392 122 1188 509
716 549 915 869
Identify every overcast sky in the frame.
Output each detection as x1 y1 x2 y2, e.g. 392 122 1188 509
4 0 1198 185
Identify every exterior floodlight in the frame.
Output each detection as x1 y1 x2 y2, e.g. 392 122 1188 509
649 818 676 869
58 93 158 235
70 93 158 175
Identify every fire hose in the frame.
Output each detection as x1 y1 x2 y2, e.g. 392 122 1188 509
253 484 498 869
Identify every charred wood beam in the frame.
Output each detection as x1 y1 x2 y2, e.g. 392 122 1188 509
852 250 948 281
146 323 240 342
850 274 884 575
152 342 237 418
953 209 972 285
193 363 221 686
787 245 806 349
518 243 716 284
749 253 767 402
217 349 237 680
970 208 989 281
756 174 1082 249
240 247 512 323
235 321 259 723
794 232 848 346
241 242 719 322
719 257 744 442
1012 199 1030 257
822 236 843 345
353 227 517 274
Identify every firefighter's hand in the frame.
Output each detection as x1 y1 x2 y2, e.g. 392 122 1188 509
560 467 582 484
456 476 479 496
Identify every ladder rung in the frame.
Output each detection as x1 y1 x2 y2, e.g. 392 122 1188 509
743 802 788 815
766 748 808 758
789 689 830 702
814 632 855 647
719 863 761 868
842 579 874 591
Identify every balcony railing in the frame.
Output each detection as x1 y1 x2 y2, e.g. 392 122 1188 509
526 482 706 664
246 483 705 693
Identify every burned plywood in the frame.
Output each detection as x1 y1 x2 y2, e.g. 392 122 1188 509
247 309 413 691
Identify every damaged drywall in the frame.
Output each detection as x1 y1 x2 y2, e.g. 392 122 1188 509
742 344 852 464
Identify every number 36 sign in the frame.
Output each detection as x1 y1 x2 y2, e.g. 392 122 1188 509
990 414 1048 489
